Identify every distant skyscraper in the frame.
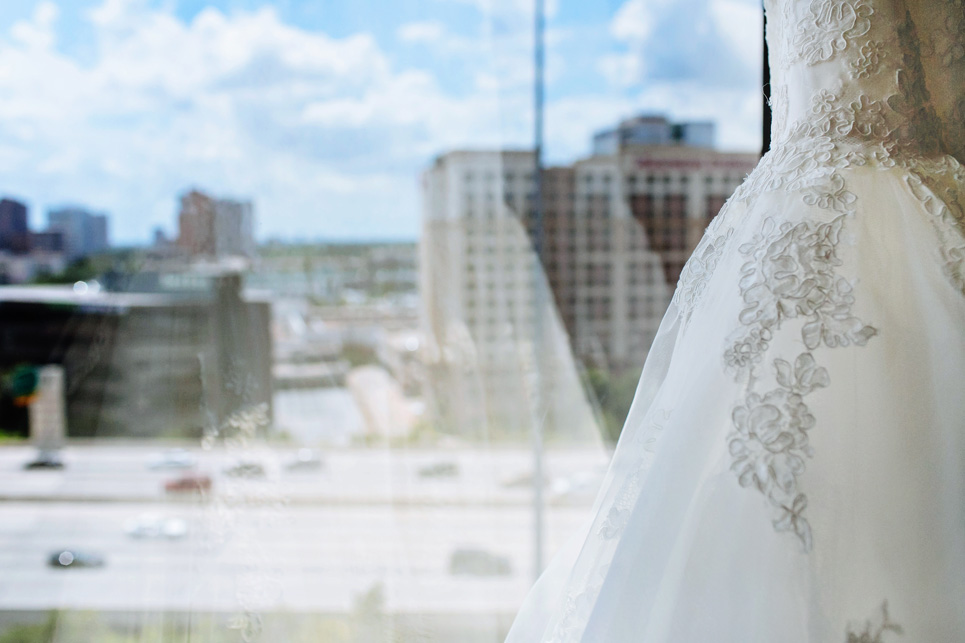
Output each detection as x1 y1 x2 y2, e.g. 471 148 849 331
29 231 65 253
85 214 109 255
0 199 30 254
177 190 255 258
47 207 111 259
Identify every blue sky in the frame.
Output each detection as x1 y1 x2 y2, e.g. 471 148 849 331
0 0 762 244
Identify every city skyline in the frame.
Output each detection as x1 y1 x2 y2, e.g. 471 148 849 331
0 0 762 245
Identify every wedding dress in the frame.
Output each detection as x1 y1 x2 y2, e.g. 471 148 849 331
506 0 965 640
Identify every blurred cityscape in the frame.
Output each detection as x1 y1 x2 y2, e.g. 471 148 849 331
0 113 755 641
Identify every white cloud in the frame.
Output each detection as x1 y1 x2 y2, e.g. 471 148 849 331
610 0 657 42
597 0 762 151
711 0 763 70
598 52 642 89
10 1 60 50
0 0 762 243
0 0 534 242
397 20 446 44
605 0 760 85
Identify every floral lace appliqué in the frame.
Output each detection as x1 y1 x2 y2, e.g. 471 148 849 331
673 224 734 324
725 216 876 373
791 0 874 66
724 213 877 551
905 160 965 295
730 353 828 551
849 40 885 78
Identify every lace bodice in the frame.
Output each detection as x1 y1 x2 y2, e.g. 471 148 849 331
764 0 964 162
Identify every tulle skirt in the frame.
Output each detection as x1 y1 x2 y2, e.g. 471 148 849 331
505 157 965 642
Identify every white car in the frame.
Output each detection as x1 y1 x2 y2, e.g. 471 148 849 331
147 449 197 470
285 448 323 472
125 514 188 540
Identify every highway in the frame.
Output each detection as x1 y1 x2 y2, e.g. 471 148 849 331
0 444 607 622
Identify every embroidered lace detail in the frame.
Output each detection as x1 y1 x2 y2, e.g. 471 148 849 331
730 353 827 551
724 213 877 551
846 601 903 643
849 40 885 78
673 219 734 323
905 159 965 295
732 90 898 211
789 0 874 66
724 216 876 372
754 4 943 195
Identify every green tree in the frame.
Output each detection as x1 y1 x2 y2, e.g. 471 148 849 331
585 367 641 444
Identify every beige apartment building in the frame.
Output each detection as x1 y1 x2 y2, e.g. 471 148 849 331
544 142 756 371
420 117 757 435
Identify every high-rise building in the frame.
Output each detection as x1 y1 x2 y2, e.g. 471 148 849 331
177 190 255 258
85 214 109 255
421 115 758 383
420 150 599 438
29 231 64 253
540 119 757 371
533 162 670 372
47 207 111 259
0 199 30 254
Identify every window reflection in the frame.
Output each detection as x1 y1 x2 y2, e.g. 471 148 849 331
0 0 761 640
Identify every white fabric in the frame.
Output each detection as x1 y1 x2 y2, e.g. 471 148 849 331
506 0 965 640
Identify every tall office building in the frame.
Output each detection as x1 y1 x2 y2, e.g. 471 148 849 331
0 199 30 254
47 207 110 259
177 190 255 259
420 150 599 439
421 115 758 386
535 161 670 372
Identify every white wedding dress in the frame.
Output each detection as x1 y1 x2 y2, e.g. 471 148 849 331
506 0 965 641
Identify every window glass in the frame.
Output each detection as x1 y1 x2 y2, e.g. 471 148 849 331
0 0 761 640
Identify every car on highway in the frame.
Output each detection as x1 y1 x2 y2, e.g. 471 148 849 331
448 548 512 577
147 448 197 470
163 473 212 493
285 448 322 472
48 549 104 569
124 513 189 539
418 461 459 478
224 460 266 478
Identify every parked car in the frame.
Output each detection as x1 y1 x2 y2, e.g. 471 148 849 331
48 549 104 569
164 473 212 493
449 548 512 576
418 461 459 478
124 513 188 539
224 461 266 478
285 449 323 472
147 449 196 470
